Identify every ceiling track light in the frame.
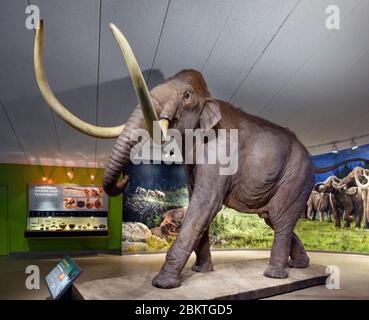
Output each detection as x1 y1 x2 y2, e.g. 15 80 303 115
351 139 358 150
331 144 339 154
67 168 75 180
308 134 369 152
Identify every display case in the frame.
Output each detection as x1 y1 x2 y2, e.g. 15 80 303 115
25 184 109 238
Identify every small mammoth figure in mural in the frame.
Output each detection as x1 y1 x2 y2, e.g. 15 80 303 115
306 190 336 222
334 167 369 228
135 186 147 196
315 176 364 229
160 207 187 235
34 21 369 288
147 189 156 198
154 189 166 201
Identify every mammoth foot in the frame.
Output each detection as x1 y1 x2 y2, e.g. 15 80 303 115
263 265 289 279
152 270 181 289
191 260 214 273
288 256 310 268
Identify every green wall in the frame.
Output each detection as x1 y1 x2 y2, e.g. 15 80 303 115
0 163 122 254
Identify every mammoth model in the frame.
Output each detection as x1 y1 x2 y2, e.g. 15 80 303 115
154 189 165 201
306 190 335 222
33 20 369 288
146 189 165 200
147 189 156 197
160 207 187 236
135 186 147 196
314 175 365 228
332 167 369 228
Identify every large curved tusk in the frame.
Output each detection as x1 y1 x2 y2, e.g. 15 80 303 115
363 169 369 180
109 23 161 139
354 168 369 189
330 176 343 189
159 119 169 138
313 182 326 192
345 187 358 195
34 20 124 138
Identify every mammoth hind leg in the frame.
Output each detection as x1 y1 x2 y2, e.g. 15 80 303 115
191 228 214 273
263 217 308 272
263 217 293 279
288 233 309 268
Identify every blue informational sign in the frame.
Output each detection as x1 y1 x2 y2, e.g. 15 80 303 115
45 256 82 300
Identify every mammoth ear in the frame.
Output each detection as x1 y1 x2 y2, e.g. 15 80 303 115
199 99 221 131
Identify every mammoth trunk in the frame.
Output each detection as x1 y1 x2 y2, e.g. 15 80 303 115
103 130 132 196
103 111 143 196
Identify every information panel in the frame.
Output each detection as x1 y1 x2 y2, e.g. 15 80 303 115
29 184 107 212
26 184 109 237
45 256 82 300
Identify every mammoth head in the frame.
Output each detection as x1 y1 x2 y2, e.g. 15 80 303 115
313 175 342 193
34 21 221 197
353 167 369 189
328 167 369 223
344 186 358 196
154 71 221 133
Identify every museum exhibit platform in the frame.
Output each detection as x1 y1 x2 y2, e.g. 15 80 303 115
73 258 328 300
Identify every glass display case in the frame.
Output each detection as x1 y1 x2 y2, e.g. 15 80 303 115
25 184 109 238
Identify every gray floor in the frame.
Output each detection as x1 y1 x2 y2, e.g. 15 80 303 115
0 250 368 300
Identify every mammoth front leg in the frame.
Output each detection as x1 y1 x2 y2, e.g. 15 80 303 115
343 209 353 228
327 210 332 223
355 209 363 229
152 167 228 289
152 197 222 289
306 205 313 220
331 206 340 228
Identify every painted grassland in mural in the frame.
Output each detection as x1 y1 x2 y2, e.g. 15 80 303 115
122 144 369 253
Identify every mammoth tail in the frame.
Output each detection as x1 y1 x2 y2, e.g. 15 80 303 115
314 157 369 174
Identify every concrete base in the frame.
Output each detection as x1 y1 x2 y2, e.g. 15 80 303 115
73 258 328 300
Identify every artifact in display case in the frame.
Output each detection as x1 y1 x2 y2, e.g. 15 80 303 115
25 184 109 237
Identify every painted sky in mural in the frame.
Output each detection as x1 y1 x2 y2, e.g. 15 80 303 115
312 143 369 182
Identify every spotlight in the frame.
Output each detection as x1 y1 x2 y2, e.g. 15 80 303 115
331 144 339 154
90 174 95 183
42 177 47 182
67 169 74 180
351 139 358 150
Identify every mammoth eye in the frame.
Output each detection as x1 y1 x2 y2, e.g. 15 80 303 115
183 91 191 100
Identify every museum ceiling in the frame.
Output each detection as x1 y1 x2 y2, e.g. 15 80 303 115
1 0 369 167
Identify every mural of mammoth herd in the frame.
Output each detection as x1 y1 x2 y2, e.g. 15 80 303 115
305 166 369 229
135 186 166 201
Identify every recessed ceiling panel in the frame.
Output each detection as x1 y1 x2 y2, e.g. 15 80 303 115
151 0 236 81
202 0 299 101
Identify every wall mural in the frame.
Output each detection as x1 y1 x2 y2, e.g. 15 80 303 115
122 163 189 252
122 144 369 254
313 144 369 182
